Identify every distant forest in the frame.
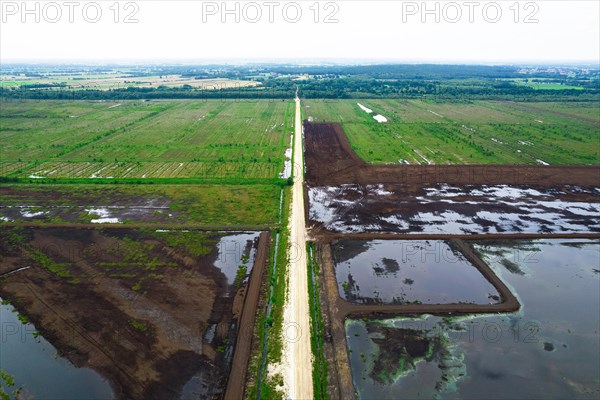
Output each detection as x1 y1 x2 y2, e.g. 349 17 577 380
2 64 598 101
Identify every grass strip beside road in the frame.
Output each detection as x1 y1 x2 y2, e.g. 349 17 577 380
307 242 329 400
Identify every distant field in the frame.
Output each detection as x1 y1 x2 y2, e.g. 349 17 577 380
304 99 600 165
0 74 260 90
0 184 281 226
510 78 584 91
0 99 294 180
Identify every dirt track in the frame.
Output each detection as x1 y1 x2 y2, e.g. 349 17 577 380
280 96 314 399
303 122 600 187
225 232 269 400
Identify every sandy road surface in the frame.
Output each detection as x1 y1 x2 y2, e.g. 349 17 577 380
281 95 314 399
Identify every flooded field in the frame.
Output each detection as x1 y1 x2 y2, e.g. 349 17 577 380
0 184 280 226
0 186 176 224
332 240 500 305
0 227 265 399
309 184 600 234
345 239 600 399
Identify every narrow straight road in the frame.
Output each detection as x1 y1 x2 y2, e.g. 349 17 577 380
282 94 313 399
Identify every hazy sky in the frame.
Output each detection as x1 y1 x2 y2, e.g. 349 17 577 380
1 0 599 64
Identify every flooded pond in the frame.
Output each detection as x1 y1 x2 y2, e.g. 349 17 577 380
346 239 600 399
279 136 293 179
332 240 500 304
0 299 114 399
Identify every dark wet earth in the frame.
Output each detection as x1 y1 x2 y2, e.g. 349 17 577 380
309 184 600 234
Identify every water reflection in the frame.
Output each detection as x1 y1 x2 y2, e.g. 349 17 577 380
0 299 114 400
333 240 500 305
346 239 600 399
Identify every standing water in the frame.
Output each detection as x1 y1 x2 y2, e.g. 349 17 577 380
346 239 600 399
333 240 501 304
0 299 114 399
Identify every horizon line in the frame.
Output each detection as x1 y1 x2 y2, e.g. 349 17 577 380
2 58 600 67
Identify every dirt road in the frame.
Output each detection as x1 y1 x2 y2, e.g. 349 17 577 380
281 95 314 399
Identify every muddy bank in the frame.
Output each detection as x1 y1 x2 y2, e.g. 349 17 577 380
0 227 268 399
0 299 114 399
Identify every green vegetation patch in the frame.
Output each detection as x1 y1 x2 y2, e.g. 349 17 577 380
28 247 75 281
151 230 217 257
0 368 23 400
304 99 600 165
0 99 294 180
128 319 149 332
307 242 329 400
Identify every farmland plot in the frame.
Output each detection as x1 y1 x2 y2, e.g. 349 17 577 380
303 100 600 165
1 100 294 180
0 227 266 399
0 100 161 161
1 74 260 90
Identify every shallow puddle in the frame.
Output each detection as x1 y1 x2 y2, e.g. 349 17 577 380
333 240 500 305
346 239 600 399
213 232 260 288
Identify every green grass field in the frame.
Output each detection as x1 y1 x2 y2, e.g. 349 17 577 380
0 99 294 180
304 99 600 165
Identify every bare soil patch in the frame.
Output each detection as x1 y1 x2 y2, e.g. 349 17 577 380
0 227 269 399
